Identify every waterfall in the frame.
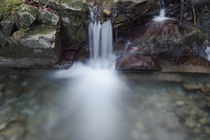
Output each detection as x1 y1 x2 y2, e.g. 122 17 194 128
55 11 126 140
153 9 170 22
88 12 115 68
160 0 165 8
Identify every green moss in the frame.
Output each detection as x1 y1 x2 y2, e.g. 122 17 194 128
17 4 38 15
24 25 55 38
2 0 23 18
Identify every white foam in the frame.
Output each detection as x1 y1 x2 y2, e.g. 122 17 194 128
153 9 170 22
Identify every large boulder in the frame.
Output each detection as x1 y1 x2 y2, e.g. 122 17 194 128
0 0 62 68
116 50 161 71
0 25 60 67
116 19 206 58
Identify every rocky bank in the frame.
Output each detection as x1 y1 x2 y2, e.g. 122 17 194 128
0 0 210 71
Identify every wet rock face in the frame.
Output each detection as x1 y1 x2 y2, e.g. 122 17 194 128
142 20 206 57
116 19 206 58
111 0 160 37
116 45 161 71
58 0 89 48
197 5 210 36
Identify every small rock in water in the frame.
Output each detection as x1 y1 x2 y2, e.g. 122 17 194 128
176 101 184 106
205 127 210 134
103 9 111 16
193 127 201 134
185 118 196 128
199 117 208 124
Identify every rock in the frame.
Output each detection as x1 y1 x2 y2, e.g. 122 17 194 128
193 127 201 134
0 122 25 140
58 0 89 48
0 24 61 67
199 117 208 124
197 5 210 35
0 13 3 21
183 83 203 91
185 118 196 128
117 53 161 71
110 0 162 37
13 29 26 40
37 8 59 26
103 9 111 16
205 127 210 134
16 4 38 29
142 20 206 57
174 56 210 66
201 84 210 94
0 19 16 36
176 101 184 106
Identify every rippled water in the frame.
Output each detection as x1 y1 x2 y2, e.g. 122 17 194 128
0 69 209 140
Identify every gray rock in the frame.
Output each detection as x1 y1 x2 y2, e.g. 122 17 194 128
0 19 15 36
16 4 38 28
37 9 59 26
185 118 196 128
0 25 60 67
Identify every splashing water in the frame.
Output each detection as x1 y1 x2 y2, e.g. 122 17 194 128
153 9 170 22
205 47 210 61
55 11 127 140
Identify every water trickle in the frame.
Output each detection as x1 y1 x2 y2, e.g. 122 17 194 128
153 9 170 22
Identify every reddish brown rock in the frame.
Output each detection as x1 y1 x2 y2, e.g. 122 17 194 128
117 53 161 71
174 56 210 66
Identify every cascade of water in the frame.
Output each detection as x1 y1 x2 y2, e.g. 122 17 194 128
88 12 115 68
160 0 165 9
153 9 170 22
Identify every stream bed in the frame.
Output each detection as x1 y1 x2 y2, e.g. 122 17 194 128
0 69 209 140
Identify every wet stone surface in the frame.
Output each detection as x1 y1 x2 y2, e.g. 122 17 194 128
0 69 209 140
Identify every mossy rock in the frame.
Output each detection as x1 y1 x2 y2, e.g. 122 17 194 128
60 0 88 11
1 0 24 19
16 4 38 29
37 8 59 26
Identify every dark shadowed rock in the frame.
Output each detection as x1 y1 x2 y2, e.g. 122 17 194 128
197 5 210 36
173 56 210 66
0 18 16 36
